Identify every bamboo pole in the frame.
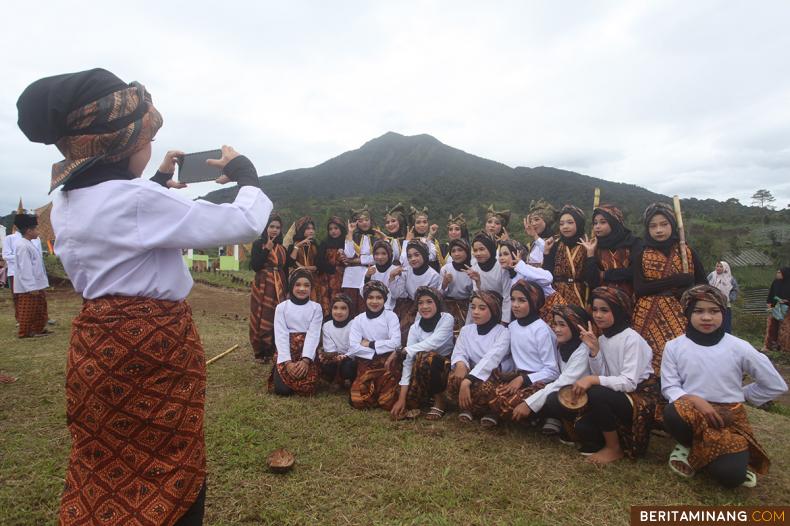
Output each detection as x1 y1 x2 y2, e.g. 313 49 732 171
673 195 689 273
206 344 240 366
591 188 601 239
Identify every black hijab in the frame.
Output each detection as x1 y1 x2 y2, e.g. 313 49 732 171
448 238 472 271
558 205 586 247
415 287 444 333
473 234 497 272
593 206 636 250
642 203 679 255
406 240 430 276
553 305 592 362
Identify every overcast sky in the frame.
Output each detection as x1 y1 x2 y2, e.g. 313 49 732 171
2 0 789 214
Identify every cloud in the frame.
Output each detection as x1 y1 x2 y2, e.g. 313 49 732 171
2 0 789 215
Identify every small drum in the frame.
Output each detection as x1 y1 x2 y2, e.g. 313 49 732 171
558 385 588 412
267 448 295 474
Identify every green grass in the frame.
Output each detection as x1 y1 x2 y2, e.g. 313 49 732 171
2 287 790 526
733 266 779 291
191 269 256 291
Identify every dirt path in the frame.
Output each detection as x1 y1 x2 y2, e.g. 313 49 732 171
187 283 250 319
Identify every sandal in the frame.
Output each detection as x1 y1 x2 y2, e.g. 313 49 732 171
668 444 695 478
458 412 473 423
480 415 498 428
425 407 445 421
741 469 757 488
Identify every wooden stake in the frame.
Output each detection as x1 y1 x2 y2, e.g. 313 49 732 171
673 195 689 273
206 344 240 366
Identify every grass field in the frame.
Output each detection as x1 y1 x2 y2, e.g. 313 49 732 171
1 285 789 526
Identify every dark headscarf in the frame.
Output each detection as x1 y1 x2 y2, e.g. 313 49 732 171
406 240 430 275
471 290 503 335
680 284 727 346
293 216 316 243
447 213 470 242
17 68 163 193
558 205 585 246
288 268 314 306
322 216 346 249
498 239 521 279
473 233 497 272
351 205 374 245
593 205 635 250
362 280 389 318
642 202 679 253
262 212 284 245
329 293 354 328
415 286 445 332
373 239 394 273
590 286 633 338
552 304 593 362
448 238 471 271
13 213 38 233
511 279 545 326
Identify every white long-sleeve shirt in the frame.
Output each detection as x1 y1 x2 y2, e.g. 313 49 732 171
528 238 545 266
343 235 374 289
13 237 49 293
399 312 455 386
589 328 653 392
661 334 788 406
395 265 442 300
451 323 511 382
3 232 43 277
470 261 512 323
321 320 352 355
347 310 402 360
368 264 401 310
526 343 592 413
510 260 556 297
274 300 324 364
51 180 270 300
440 260 474 300
507 319 559 384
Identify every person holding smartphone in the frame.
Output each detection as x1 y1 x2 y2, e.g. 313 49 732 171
17 67 272 526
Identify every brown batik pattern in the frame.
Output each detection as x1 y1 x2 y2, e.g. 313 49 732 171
350 353 400 410
292 243 324 306
16 290 48 337
673 399 770 474
595 247 634 297
249 245 287 359
551 244 588 307
267 333 320 396
60 297 205 526
631 244 693 374
320 249 345 315
404 352 451 409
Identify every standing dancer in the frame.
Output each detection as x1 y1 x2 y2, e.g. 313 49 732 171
18 68 272 526
250 213 287 362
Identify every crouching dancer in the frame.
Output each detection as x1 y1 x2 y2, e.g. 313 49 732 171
268 268 323 396
662 285 787 488
18 68 272 526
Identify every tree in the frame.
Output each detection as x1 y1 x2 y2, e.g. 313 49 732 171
751 189 776 208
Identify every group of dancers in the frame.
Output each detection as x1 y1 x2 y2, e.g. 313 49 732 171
12 67 788 525
248 202 787 487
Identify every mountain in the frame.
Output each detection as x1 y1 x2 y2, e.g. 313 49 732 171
201 132 779 230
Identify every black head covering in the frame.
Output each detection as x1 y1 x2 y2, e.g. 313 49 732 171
680 284 728 346
593 205 635 250
415 286 445 332
558 205 585 246
263 213 284 245
384 204 408 239
552 304 593 362
448 238 471 271
362 280 389 318
13 213 38 233
590 286 633 338
406 240 430 275
293 216 316 243
471 290 503 335
642 202 679 253
288 268 314 305
321 216 347 251
328 293 354 327
777 267 790 302
511 280 545 326
473 233 497 272
373 239 394 273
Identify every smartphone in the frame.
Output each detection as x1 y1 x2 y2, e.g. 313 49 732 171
177 149 222 183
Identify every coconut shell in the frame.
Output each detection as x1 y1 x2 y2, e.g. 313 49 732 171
266 448 295 474
558 385 588 411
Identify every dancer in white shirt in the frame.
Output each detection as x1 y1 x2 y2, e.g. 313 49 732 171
12 214 50 338
319 293 357 388
662 285 787 488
